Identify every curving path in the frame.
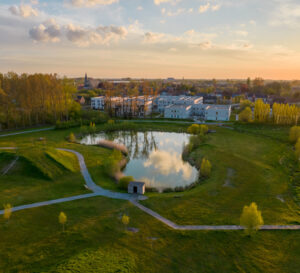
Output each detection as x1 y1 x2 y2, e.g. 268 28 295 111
0 147 300 231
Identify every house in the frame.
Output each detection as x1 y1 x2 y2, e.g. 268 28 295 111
128 182 145 195
205 105 231 121
76 96 86 105
164 105 192 119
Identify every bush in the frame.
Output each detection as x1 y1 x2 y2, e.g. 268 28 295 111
295 138 300 161
187 124 200 135
290 126 300 143
187 124 208 135
200 158 212 178
69 132 76 143
118 176 134 190
239 107 252 122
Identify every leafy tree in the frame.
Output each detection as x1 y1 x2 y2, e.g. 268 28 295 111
295 138 300 161
239 107 252 122
240 202 264 236
3 204 12 220
119 176 134 190
122 214 130 230
59 212 67 232
200 158 212 178
187 124 200 135
254 99 270 122
289 126 300 143
187 124 208 135
69 132 76 143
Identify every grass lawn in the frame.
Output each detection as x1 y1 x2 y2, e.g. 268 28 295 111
0 122 299 272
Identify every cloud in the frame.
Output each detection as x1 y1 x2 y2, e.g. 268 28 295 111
9 4 39 18
154 0 180 5
144 150 193 180
269 0 300 27
137 6 143 11
235 30 248 37
144 32 165 43
29 21 127 46
68 0 119 7
161 7 193 16
199 3 210 13
199 3 221 13
29 19 61 42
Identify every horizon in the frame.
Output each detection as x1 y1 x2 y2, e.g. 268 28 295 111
1 0 300 80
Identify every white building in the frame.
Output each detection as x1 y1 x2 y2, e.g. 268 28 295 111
205 105 231 121
155 95 203 113
91 96 153 117
164 105 192 119
91 96 105 110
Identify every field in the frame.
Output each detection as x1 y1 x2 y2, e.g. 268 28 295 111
0 122 299 272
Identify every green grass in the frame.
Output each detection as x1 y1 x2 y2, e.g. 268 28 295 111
0 122 299 272
142 126 300 226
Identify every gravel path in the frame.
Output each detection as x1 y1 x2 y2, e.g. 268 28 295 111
1 147 299 231
131 200 300 231
0 127 54 138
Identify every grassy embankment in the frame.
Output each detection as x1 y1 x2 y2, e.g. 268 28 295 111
0 122 299 272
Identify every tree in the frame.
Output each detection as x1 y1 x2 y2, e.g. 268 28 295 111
59 212 67 232
254 99 270 123
240 202 264 236
69 132 76 143
289 126 300 143
3 204 12 220
187 124 200 135
239 107 252 122
119 176 134 190
295 138 300 161
122 214 130 230
187 124 208 135
200 158 212 178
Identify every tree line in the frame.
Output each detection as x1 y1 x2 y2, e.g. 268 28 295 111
239 99 300 125
0 72 80 130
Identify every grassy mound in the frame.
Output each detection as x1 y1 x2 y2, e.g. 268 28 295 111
46 149 79 173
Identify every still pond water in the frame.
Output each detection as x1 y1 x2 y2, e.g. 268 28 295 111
81 131 198 191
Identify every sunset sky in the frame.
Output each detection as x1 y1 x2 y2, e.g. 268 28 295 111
1 0 300 79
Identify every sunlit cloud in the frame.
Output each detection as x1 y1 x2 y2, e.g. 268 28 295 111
144 150 194 180
9 4 39 18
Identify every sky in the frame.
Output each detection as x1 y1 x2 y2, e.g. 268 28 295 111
0 0 300 80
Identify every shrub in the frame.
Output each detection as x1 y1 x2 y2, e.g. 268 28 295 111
187 124 200 135
239 107 252 122
290 126 300 143
69 132 76 143
240 202 264 236
295 138 300 161
200 158 212 178
119 176 134 190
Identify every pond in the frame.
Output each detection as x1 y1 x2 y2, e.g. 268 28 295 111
81 131 198 191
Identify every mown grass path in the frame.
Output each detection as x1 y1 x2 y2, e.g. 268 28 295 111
1 147 300 231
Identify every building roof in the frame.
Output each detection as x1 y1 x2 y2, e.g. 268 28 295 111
206 105 231 110
129 181 145 187
165 104 192 110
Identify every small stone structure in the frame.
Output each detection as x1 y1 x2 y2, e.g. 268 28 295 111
128 182 145 195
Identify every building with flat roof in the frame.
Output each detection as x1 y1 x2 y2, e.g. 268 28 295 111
164 104 192 119
205 105 231 121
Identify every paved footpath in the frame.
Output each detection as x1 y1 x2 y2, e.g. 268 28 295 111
0 127 54 138
131 200 300 231
0 147 300 231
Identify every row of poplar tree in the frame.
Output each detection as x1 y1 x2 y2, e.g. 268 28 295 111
240 99 300 125
0 72 81 130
